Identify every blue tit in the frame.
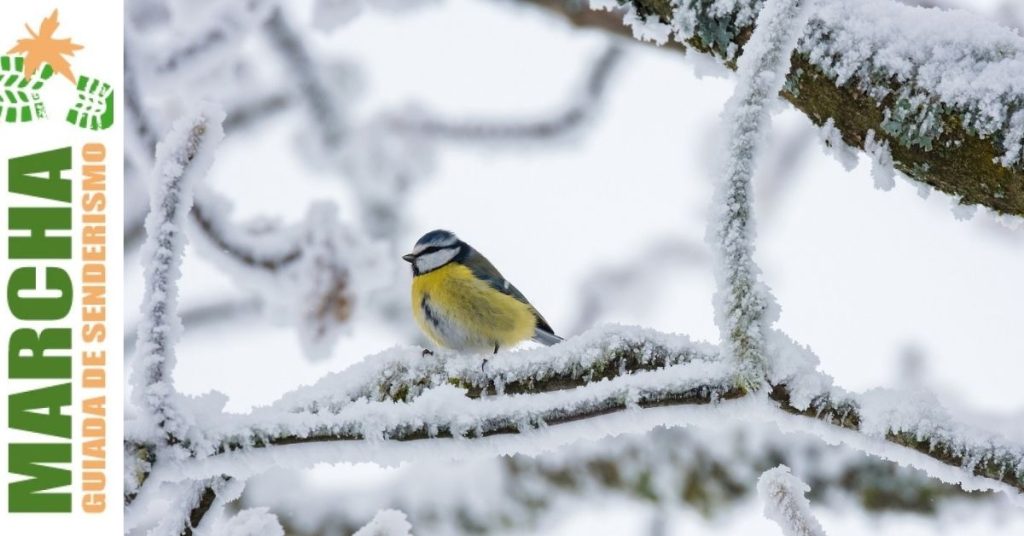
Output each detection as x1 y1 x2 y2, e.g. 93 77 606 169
402 229 563 353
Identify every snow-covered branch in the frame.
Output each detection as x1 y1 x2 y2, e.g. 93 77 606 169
131 103 226 445
239 424 983 534
129 326 1024 497
146 477 222 536
526 0 1024 217
758 465 828 536
709 0 809 390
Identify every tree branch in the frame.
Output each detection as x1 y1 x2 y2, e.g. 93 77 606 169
184 481 221 536
241 424 984 534
708 0 811 390
134 327 1024 496
519 0 1024 217
131 103 226 445
758 465 828 536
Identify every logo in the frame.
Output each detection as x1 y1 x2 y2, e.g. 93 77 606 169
4 4 117 521
3 9 113 130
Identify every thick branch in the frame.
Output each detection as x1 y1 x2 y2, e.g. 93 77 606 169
142 327 1024 495
769 386 1024 493
520 0 1024 217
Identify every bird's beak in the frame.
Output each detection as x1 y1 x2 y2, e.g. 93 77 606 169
401 253 416 263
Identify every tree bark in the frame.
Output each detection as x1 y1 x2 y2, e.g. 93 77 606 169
516 0 1024 217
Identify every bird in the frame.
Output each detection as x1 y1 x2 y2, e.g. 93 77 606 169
402 229 563 354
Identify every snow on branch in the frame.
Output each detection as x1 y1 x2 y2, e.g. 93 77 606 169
530 0 1024 217
130 325 1024 498
239 424 983 534
147 477 224 536
269 325 721 413
132 103 226 445
709 0 810 391
758 465 828 536
190 335 736 456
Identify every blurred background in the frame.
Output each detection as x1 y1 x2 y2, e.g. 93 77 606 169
124 0 1024 533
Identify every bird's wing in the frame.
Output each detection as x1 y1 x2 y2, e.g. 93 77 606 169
465 248 558 336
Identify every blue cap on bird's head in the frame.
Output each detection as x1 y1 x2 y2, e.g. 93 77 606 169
414 229 458 250
402 230 463 271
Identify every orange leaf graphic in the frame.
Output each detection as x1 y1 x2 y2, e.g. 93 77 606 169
7 9 83 83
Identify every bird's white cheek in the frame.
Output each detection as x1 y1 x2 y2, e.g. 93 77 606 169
415 248 458 272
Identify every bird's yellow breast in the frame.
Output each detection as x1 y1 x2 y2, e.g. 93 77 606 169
411 263 537 351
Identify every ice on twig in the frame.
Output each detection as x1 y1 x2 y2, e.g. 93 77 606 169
864 130 896 191
758 465 828 536
817 118 858 172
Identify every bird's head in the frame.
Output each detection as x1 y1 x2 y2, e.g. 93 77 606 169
402 229 464 275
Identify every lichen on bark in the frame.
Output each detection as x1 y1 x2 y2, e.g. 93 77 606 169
525 0 1024 217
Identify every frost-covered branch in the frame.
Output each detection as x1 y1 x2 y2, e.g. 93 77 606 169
767 384 1024 496
182 480 221 536
758 465 828 536
524 0 1024 217
146 477 224 536
130 326 1024 497
709 0 810 390
131 104 226 445
239 424 983 534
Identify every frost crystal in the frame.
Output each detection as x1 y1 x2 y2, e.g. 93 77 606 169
864 130 895 191
817 118 858 172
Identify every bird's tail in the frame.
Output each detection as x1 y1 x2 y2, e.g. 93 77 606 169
532 328 563 346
